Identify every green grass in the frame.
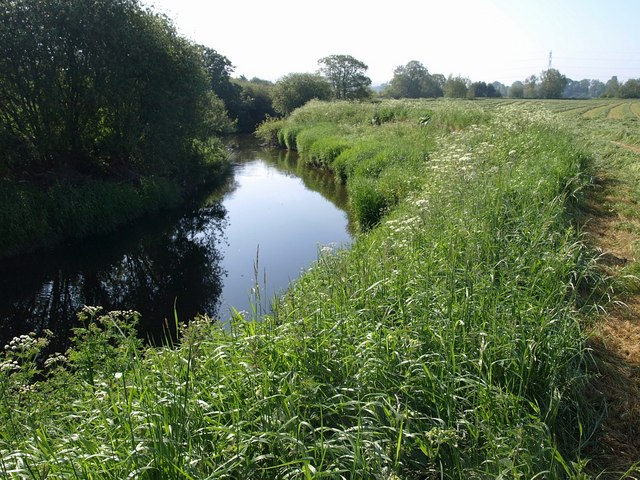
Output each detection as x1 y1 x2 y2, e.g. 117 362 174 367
0 178 182 258
1 100 605 478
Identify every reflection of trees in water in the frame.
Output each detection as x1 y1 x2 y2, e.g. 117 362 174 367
0 203 227 349
231 135 353 232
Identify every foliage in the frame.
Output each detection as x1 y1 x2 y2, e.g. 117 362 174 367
0 101 602 478
271 73 332 115
0 0 229 180
0 177 184 257
509 80 525 98
539 68 568 99
232 77 276 132
383 60 443 99
618 78 640 98
603 76 621 98
318 54 372 100
444 75 470 98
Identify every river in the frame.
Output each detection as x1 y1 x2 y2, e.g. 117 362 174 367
0 137 352 349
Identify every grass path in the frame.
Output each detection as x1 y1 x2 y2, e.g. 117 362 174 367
572 112 640 477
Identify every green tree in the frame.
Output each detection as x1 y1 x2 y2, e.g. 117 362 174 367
384 61 443 98
538 68 567 99
523 75 538 98
604 76 620 98
589 79 606 98
318 54 371 100
444 75 469 98
467 81 488 99
232 77 276 131
271 73 332 115
0 0 228 179
509 81 525 98
619 78 640 98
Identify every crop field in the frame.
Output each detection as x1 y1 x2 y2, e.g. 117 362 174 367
1 99 639 479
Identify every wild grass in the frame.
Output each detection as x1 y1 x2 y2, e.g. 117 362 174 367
1 100 603 478
0 178 182 258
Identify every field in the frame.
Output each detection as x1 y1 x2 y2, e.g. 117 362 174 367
1 99 639 479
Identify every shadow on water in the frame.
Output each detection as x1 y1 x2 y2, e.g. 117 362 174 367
0 201 228 351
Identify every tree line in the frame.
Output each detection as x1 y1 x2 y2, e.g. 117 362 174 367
0 0 242 185
3 0 638 185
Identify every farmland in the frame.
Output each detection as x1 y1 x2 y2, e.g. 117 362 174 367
1 99 639 478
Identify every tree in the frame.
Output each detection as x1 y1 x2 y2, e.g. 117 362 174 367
619 78 640 98
271 73 332 115
523 75 538 98
589 79 606 98
538 68 567 99
230 78 276 132
604 76 620 98
383 61 442 98
508 81 524 98
467 81 488 99
444 75 469 98
317 54 371 100
491 81 508 97
0 0 228 178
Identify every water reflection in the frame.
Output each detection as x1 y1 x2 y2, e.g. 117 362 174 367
0 137 352 350
0 203 226 349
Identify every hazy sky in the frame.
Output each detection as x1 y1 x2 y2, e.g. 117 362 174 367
142 0 640 85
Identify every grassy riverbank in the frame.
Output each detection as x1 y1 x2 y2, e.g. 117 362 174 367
0 100 615 478
0 150 229 259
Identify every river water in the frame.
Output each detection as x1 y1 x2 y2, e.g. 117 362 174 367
0 137 352 348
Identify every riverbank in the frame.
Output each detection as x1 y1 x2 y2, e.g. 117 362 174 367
0 100 620 478
0 151 230 259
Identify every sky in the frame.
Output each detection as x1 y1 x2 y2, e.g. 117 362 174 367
142 0 640 86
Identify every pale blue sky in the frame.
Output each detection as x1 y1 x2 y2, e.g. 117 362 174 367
143 0 640 85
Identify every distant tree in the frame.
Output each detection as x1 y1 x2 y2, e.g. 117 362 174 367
432 74 447 92
563 78 591 98
604 76 620 98
589 79 606 98
467 81 488 99
232 78 276 131
523 75 538 98
539 69 567 99
384 61 442 98
619 78 640 98
271 73 332 115
444 75 469 98
491 81 507 97
509 81 525 98
318 54 372 100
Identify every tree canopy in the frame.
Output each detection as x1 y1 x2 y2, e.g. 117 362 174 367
0 0 230 180
384 61 443 99
539 68 568 99
444 76 469 98
317 55 371 100
271 73 332 115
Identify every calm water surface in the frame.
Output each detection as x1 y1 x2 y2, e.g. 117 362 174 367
0 138 352 348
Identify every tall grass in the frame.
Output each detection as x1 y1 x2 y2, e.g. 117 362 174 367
0 178 182 258
0 101 600 478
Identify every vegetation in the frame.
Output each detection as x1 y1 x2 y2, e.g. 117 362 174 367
0 0 232 257
3 99 623 478
383 61 444 99
318 55 372 100
271 73 332 116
